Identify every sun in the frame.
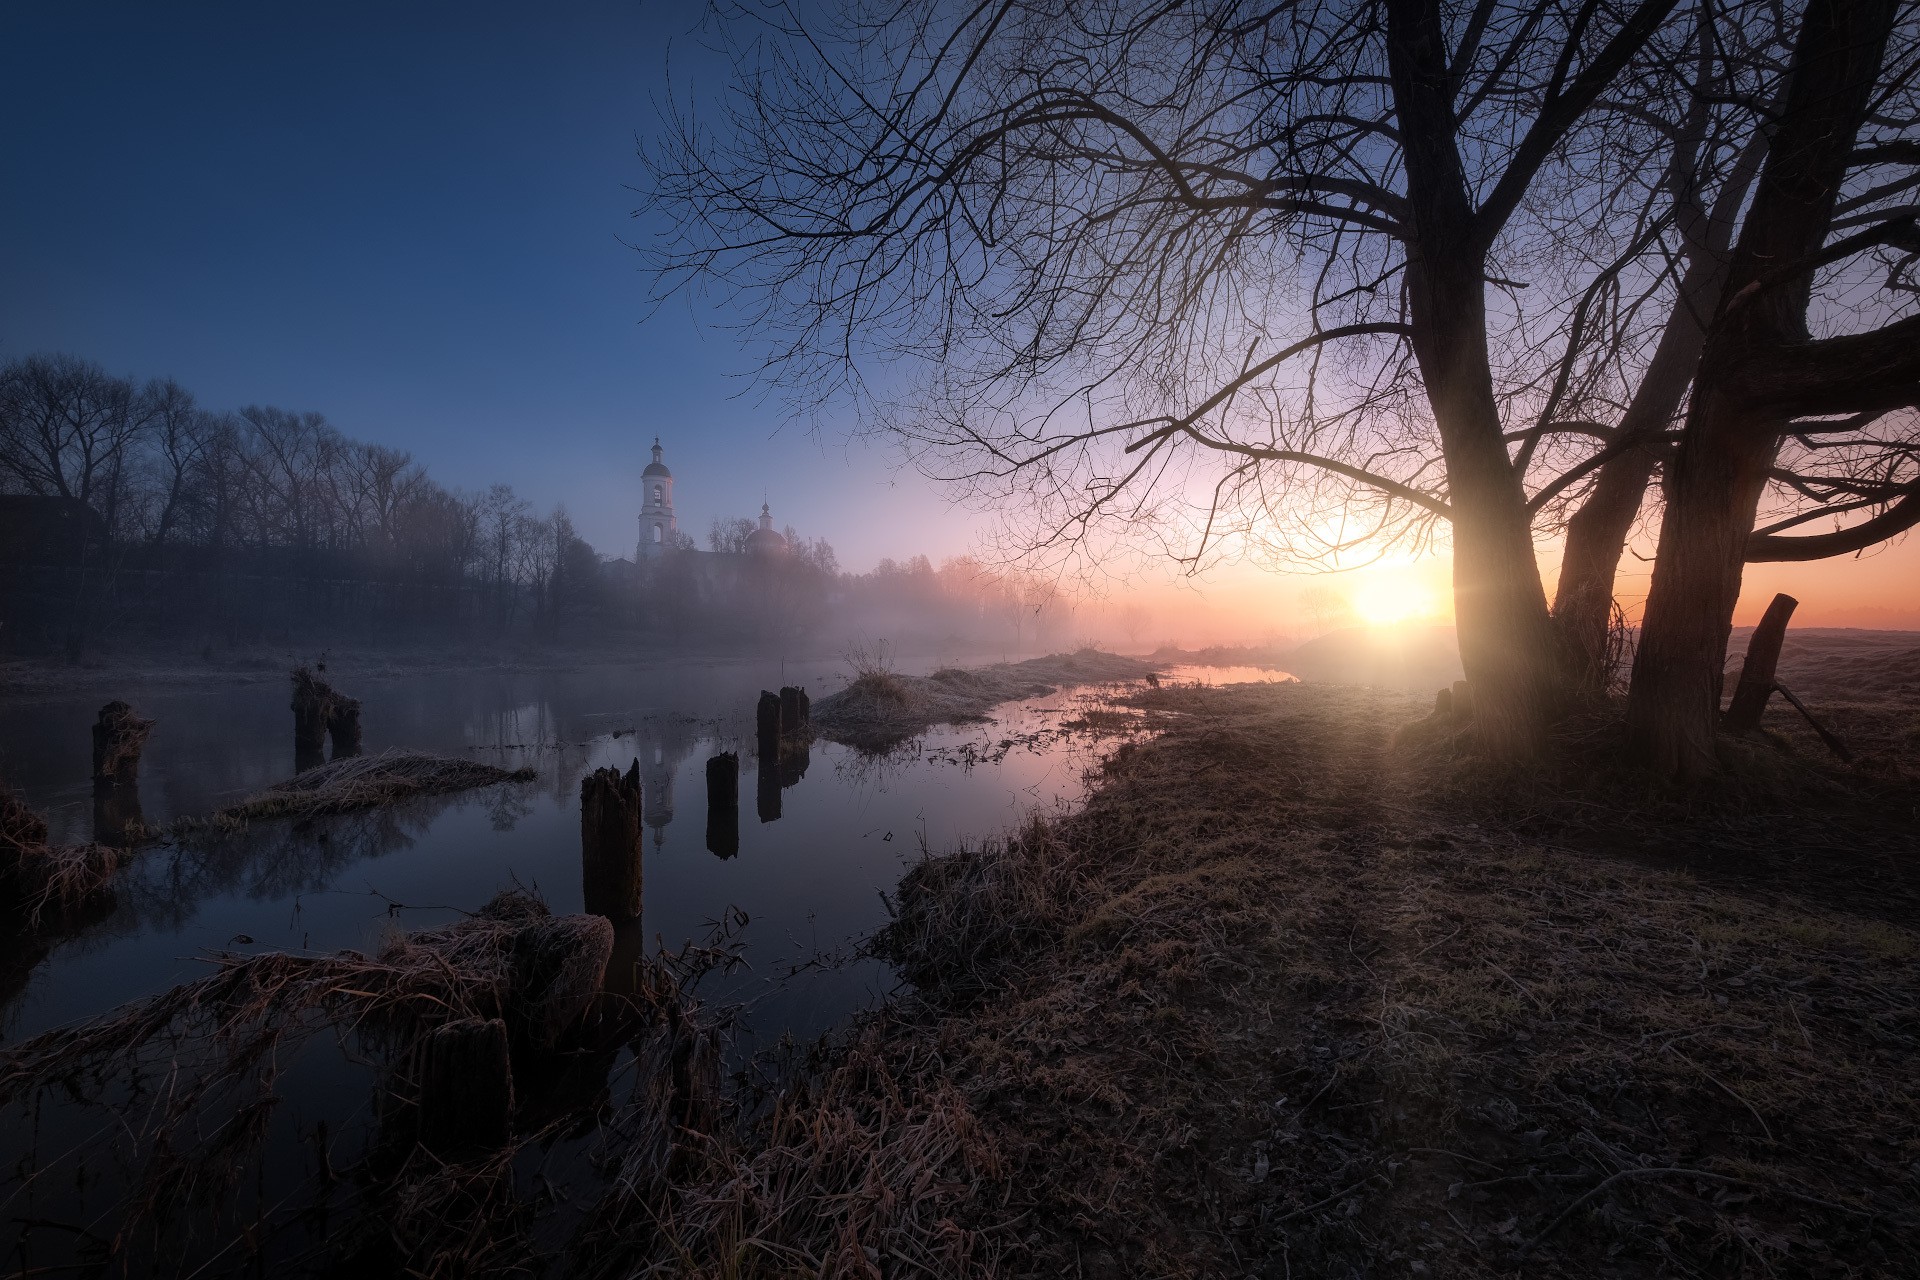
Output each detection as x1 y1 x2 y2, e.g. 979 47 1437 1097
1350 580 1430 628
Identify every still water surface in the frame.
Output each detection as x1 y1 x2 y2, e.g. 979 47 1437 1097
0 655 1291 1271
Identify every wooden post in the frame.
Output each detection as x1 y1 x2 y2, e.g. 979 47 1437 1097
92 786 145 848
779 685 809 734
91 701 153 788
779 738 810 788
417 1017 514 1153
580 760 643 921
705 752 739 858
509 914 616 1048
757 690 782 744
1723 593 1798 734
1434 687 1454 716
291 668 333 771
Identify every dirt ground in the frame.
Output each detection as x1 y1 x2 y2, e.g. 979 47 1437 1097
860 680 1920 1278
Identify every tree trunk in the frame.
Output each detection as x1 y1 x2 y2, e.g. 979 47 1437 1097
1552 306 1712 688
1387 0 1570 757
1627 0 1900 778
1626 390 1779 777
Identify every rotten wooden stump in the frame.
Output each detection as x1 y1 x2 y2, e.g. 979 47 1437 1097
1434 687 1454 716
705 752 739 858
417 1017 514 1154
779 685 810 735
756 690 782 745
509 914 615 1049
291 667 360 768
1723 593 1797 735
580 760 643 921
91 701 153 788
1450 680 1474 718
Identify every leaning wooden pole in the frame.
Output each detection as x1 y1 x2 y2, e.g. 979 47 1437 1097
580 759 644 921
1722 593 1798 734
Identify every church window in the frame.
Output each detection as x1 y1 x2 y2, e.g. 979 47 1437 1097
652 523 663 543
652 484 662 504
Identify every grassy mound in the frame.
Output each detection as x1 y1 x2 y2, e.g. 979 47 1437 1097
218 749 536 822
813 647 1160 750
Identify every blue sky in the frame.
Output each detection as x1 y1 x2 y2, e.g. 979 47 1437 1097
0 0 973 567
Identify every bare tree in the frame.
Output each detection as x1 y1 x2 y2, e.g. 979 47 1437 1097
1629 0 1920 777
0 354 151 539
646 0 1726 754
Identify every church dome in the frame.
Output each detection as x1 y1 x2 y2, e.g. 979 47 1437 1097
747 503 788 555
642 437 671 478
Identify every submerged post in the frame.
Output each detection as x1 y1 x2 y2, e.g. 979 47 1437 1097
417 1017 514 1154
291 668 334 772
757 690 783 745
1723 593 1799 735
705 752 740 858
580 760 644 921
91 701 153 788
779 685 809 735
756 755 781 824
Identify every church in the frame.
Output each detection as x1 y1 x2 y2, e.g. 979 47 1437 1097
635 438 787 562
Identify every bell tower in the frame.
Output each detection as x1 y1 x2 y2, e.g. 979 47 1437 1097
638 438 676 559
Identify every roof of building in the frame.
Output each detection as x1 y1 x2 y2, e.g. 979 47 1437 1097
747 502 787 554
643 437 671 479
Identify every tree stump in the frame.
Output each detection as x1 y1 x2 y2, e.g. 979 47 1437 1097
779 738 810 788
93 786 145 848
509 914 615 1049
779 685 810 734
1450 680 1474 718
91 701 153 788
580 760 643 921
756 690 782 744
1723 593 1798 735
705 752 740 858
417 1017 514 1154
1434 687 1454 716
291 668 340 771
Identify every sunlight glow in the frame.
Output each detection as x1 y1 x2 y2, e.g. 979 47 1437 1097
1350 580 1432 628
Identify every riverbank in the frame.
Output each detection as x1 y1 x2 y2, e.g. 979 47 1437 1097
846 681 1920 1276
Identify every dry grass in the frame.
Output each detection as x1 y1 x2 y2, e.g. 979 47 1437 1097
0 884 1004 1279
863 682 1920 1277
216 749 536 823
814 647 1160 751
0 783 124 926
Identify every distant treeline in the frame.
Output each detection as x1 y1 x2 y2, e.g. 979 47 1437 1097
0 353 1079 657
0 353 612 655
